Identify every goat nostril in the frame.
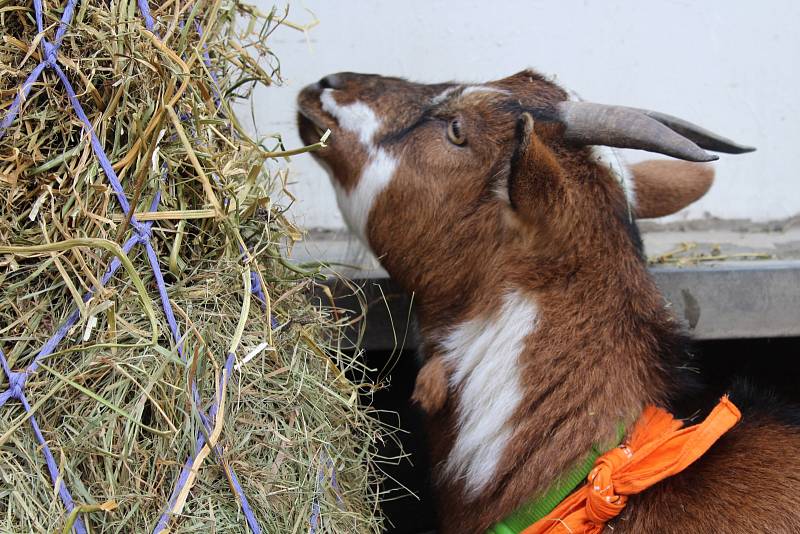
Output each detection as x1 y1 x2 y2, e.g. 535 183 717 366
318 74 342 90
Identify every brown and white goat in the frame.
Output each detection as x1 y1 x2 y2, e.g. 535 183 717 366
297 70 800 533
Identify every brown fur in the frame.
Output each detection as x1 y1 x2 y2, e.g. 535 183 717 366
631 160 715 219
613 420 800 533
412 355 449 414
297 70 798 533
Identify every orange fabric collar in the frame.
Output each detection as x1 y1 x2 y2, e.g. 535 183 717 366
522 396 741 534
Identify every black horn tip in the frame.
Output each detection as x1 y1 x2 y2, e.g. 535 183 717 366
731 144 757 154
687 151 720 163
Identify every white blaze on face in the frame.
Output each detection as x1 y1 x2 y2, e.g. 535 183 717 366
319 88 398 244
440 291 538 498
320 90 381 146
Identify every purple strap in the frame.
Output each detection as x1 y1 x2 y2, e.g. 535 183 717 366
137 0 156 32
0 1 264 532
309 450 346 533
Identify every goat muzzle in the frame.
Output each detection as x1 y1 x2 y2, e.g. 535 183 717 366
555 101 755 162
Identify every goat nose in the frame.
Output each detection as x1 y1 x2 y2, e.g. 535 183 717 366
318 73 343 90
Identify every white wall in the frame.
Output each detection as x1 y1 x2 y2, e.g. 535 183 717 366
249 0 800 230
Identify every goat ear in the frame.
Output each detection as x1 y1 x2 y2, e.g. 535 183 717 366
630 160 715 219
506 112 567 227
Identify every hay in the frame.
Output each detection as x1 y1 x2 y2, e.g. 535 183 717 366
648 242 773 265
0 1 384 532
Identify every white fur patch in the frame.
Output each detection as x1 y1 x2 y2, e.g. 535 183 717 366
320 89 381 146
591 145 637 208
431 85 507 106
460 85 509 98
333 147 398 242
319 89 398 243
431 86 461 105
440 291 538 497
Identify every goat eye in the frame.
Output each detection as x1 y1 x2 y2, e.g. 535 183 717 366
447 119 466 145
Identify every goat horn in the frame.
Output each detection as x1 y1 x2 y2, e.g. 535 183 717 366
555 102 755 162
628 108 756 154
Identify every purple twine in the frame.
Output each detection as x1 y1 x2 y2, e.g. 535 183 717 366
153 352 261 533
0 0 267 532
309 451 346 533
137 0 156 32
193 20 222 109
0 349 87 533
0 0 77 141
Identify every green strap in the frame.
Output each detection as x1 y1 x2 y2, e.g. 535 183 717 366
487 448 602 534
488 425 626 534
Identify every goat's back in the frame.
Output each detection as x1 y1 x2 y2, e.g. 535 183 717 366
612 387 800 533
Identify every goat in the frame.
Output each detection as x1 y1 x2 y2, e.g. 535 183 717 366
297 70 800 533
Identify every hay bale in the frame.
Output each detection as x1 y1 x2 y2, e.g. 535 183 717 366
0 1 382 532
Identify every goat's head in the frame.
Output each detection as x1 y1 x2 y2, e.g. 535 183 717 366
297 70 753 296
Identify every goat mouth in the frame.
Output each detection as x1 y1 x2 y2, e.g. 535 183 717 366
297 83 337 147
297 110 331 147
